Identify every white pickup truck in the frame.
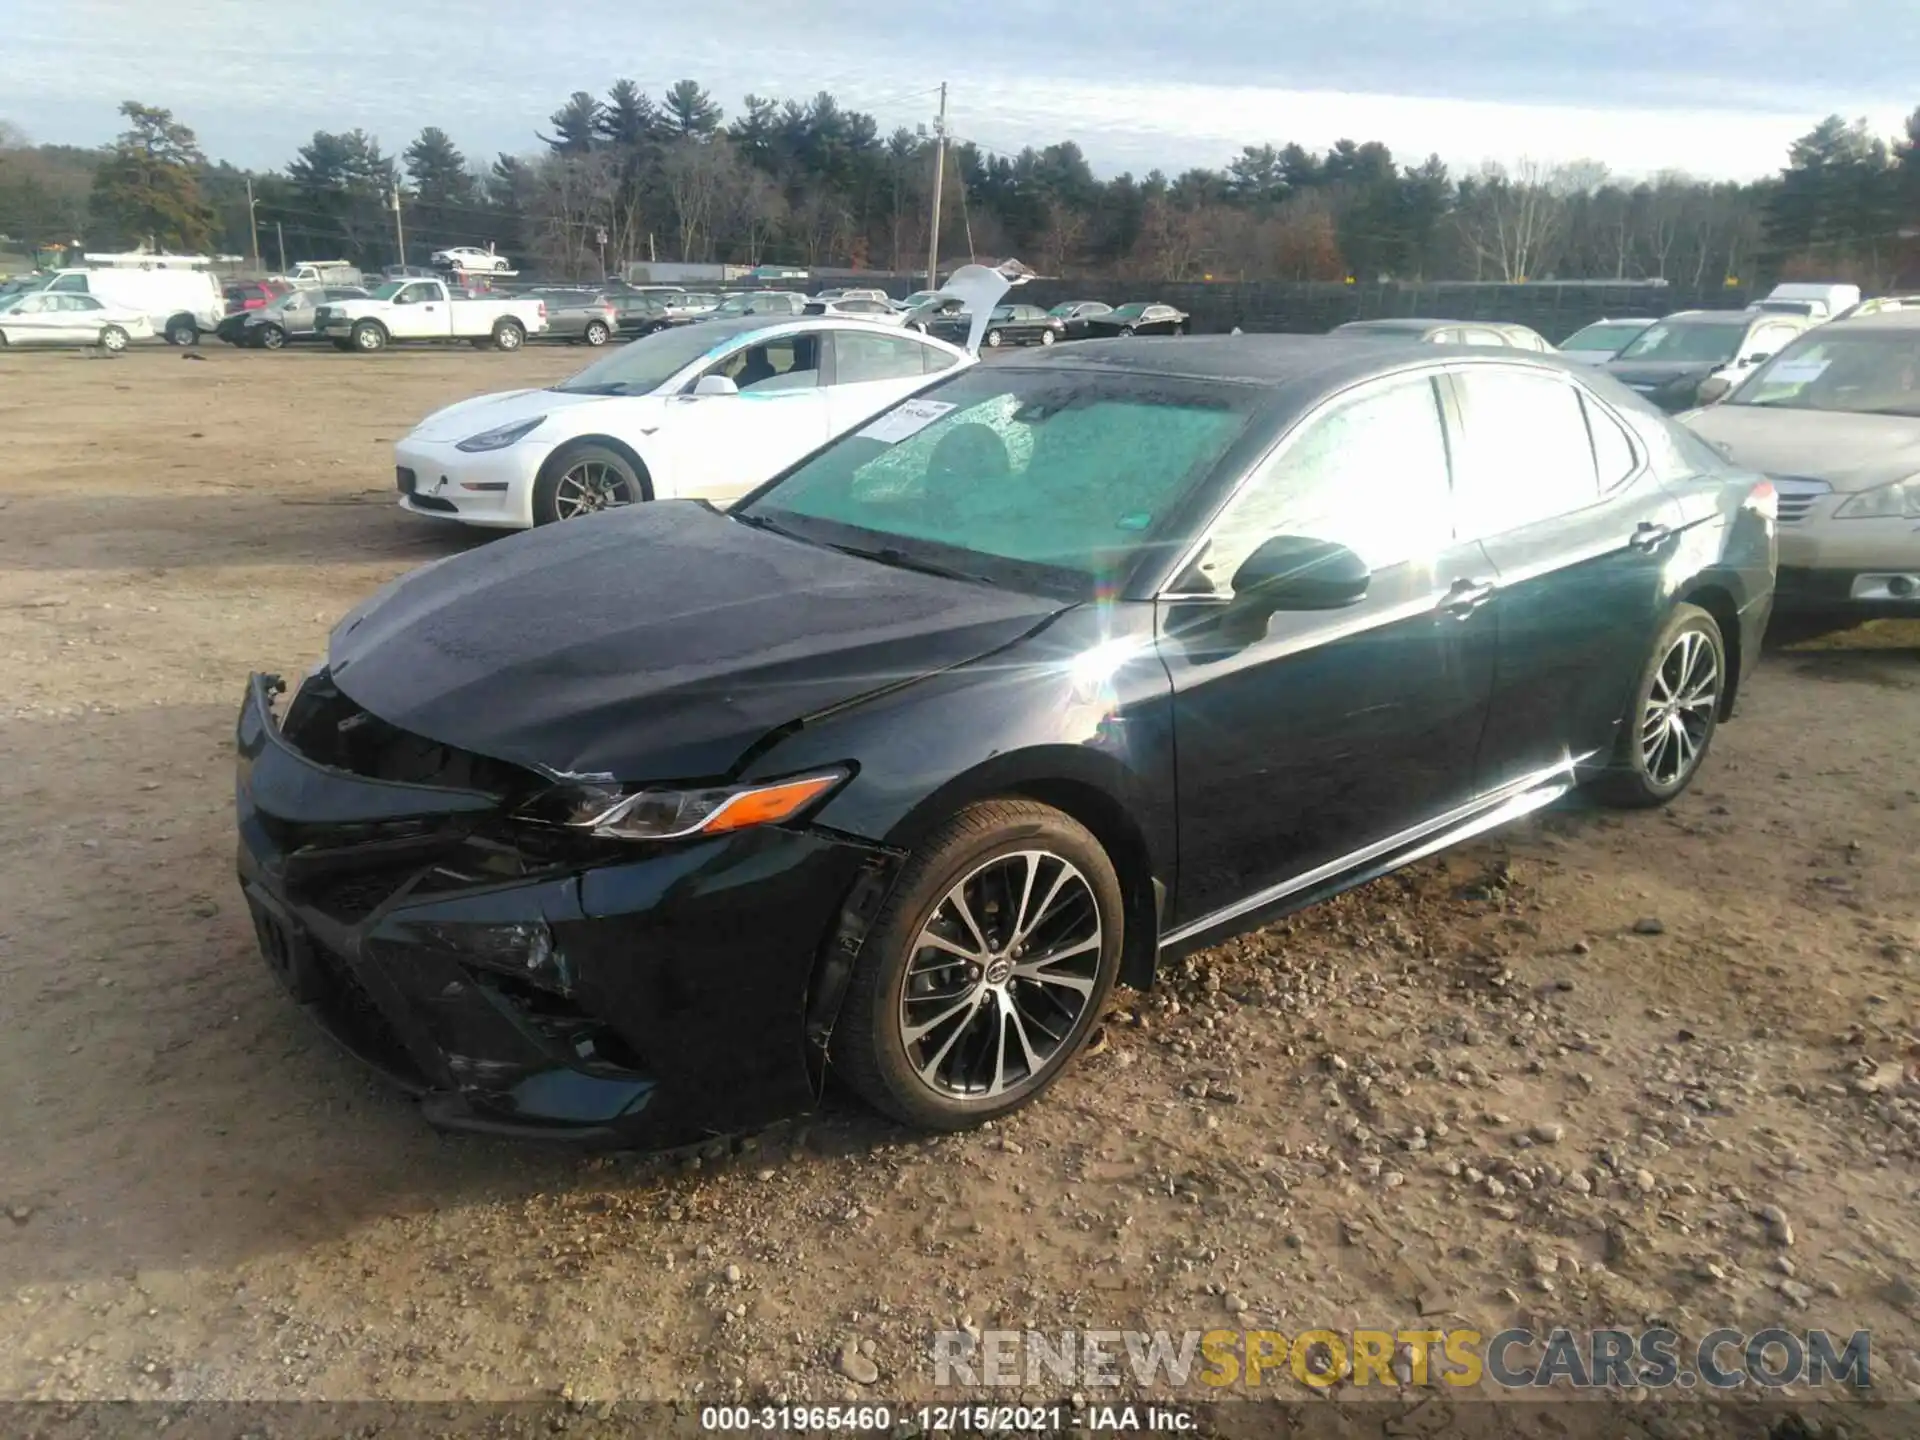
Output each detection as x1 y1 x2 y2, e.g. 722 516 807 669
314 278 549 353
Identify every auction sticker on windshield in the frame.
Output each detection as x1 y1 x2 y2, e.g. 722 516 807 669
1765 358 1830 383
858 398 956 443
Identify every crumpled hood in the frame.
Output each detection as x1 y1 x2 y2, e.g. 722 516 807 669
407 387 645 443
1681 405 1920 493
327 502 1068 780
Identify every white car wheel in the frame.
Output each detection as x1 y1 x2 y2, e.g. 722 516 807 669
99 325 130 354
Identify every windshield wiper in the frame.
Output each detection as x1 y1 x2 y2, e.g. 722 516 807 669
730 510 805 540
551 381 633 396
827 542 994 585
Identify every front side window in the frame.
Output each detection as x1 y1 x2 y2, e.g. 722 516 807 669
833 331 933 384
708 333 820 392
742 369 1259 595
1188 374 1453 596
1452 368 1599 537
1616 321 1742 365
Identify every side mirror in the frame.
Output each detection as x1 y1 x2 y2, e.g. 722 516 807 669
1741 352 1770 367
1230 535 1371 617
1696 375 1734 406
691 374 739 397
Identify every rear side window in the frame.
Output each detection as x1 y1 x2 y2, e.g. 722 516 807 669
834 331 932 384
1451 368 1599 536
50 273 88 294
1582 395 1639 490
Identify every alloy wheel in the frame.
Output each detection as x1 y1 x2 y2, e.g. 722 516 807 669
552 460 634 519
1640 629 1719 787
897 850 1102 1102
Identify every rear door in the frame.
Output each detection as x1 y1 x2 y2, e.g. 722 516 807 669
823 330 950 434
1160 370 1501 929
1445 363 1686 787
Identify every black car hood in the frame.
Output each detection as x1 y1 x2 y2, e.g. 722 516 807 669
328 502 1067 781
1604 359 1717 387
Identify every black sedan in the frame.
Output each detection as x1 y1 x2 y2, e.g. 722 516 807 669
235 338 1774 1146
981 303 1066 348
1082 301 1189 336
1048 300 1113 338
609 291 680 337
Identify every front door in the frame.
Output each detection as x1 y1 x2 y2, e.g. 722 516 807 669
1161 370 1500 930
1444 364 1686 788
662 334 830 503
387 283 447 339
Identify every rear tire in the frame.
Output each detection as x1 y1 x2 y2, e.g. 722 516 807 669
583 320 611 346
1039 329 1056 346
492 318 526 351
1590 603 1725 809
532 442 646 524
163 315 199 347
829 799 1123 1131
98 325 130 354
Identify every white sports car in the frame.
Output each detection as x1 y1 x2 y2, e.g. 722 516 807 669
430 246 512 274
394 317 975 527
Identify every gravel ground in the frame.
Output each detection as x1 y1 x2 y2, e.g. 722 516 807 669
1 344 1916 1425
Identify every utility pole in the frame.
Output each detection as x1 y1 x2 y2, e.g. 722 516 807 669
926 82 947 290
390 189 406 267
275 221 287 274
245 177 262 272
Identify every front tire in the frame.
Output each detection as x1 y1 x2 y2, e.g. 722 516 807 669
257 323 286 350
1118 325 1136 337
830 799 1123 1131
532 442 646 524
98 325 130 354
583 320 611 346
351 320 387 352
984 329 1002 348
1590 603 1725 808
492 318 526 351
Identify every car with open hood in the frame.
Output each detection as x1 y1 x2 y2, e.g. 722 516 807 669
1682 309 1920 625
1604 309 1813 413
238 336 1774 1147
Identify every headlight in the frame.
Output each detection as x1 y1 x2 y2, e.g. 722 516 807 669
1833 478 1920 520
455 416 547 452
516 768 848 841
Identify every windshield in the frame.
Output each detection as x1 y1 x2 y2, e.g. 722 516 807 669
1563 321 1646 351
738 367 1260 597
1728 330 1920 416
551 323 738 395
1615 320 1741 364
369 282 405 301
0 294 23 314
1109 304 1150 319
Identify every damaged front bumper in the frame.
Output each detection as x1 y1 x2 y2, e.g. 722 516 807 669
234 672 890 1146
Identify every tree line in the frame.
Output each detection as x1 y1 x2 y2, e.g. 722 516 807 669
3 89 1918 287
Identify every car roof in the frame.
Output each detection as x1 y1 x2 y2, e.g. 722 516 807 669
994 333 1572 387
1338 317 1453 331
1826 309 1920 331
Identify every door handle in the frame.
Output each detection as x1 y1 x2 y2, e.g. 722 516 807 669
1629 521 1673 552
1439 578 1496 617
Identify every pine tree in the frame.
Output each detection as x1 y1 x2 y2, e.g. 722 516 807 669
88 102 215 251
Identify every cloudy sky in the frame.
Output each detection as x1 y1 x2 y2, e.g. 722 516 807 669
9 0 1916 181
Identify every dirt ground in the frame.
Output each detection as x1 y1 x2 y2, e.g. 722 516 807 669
2 343 1917 1419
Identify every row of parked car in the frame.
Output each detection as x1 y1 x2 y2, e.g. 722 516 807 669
246 258 1912 1152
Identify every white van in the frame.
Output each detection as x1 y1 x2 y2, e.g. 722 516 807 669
43 267 223 345
1750 282 1862 323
